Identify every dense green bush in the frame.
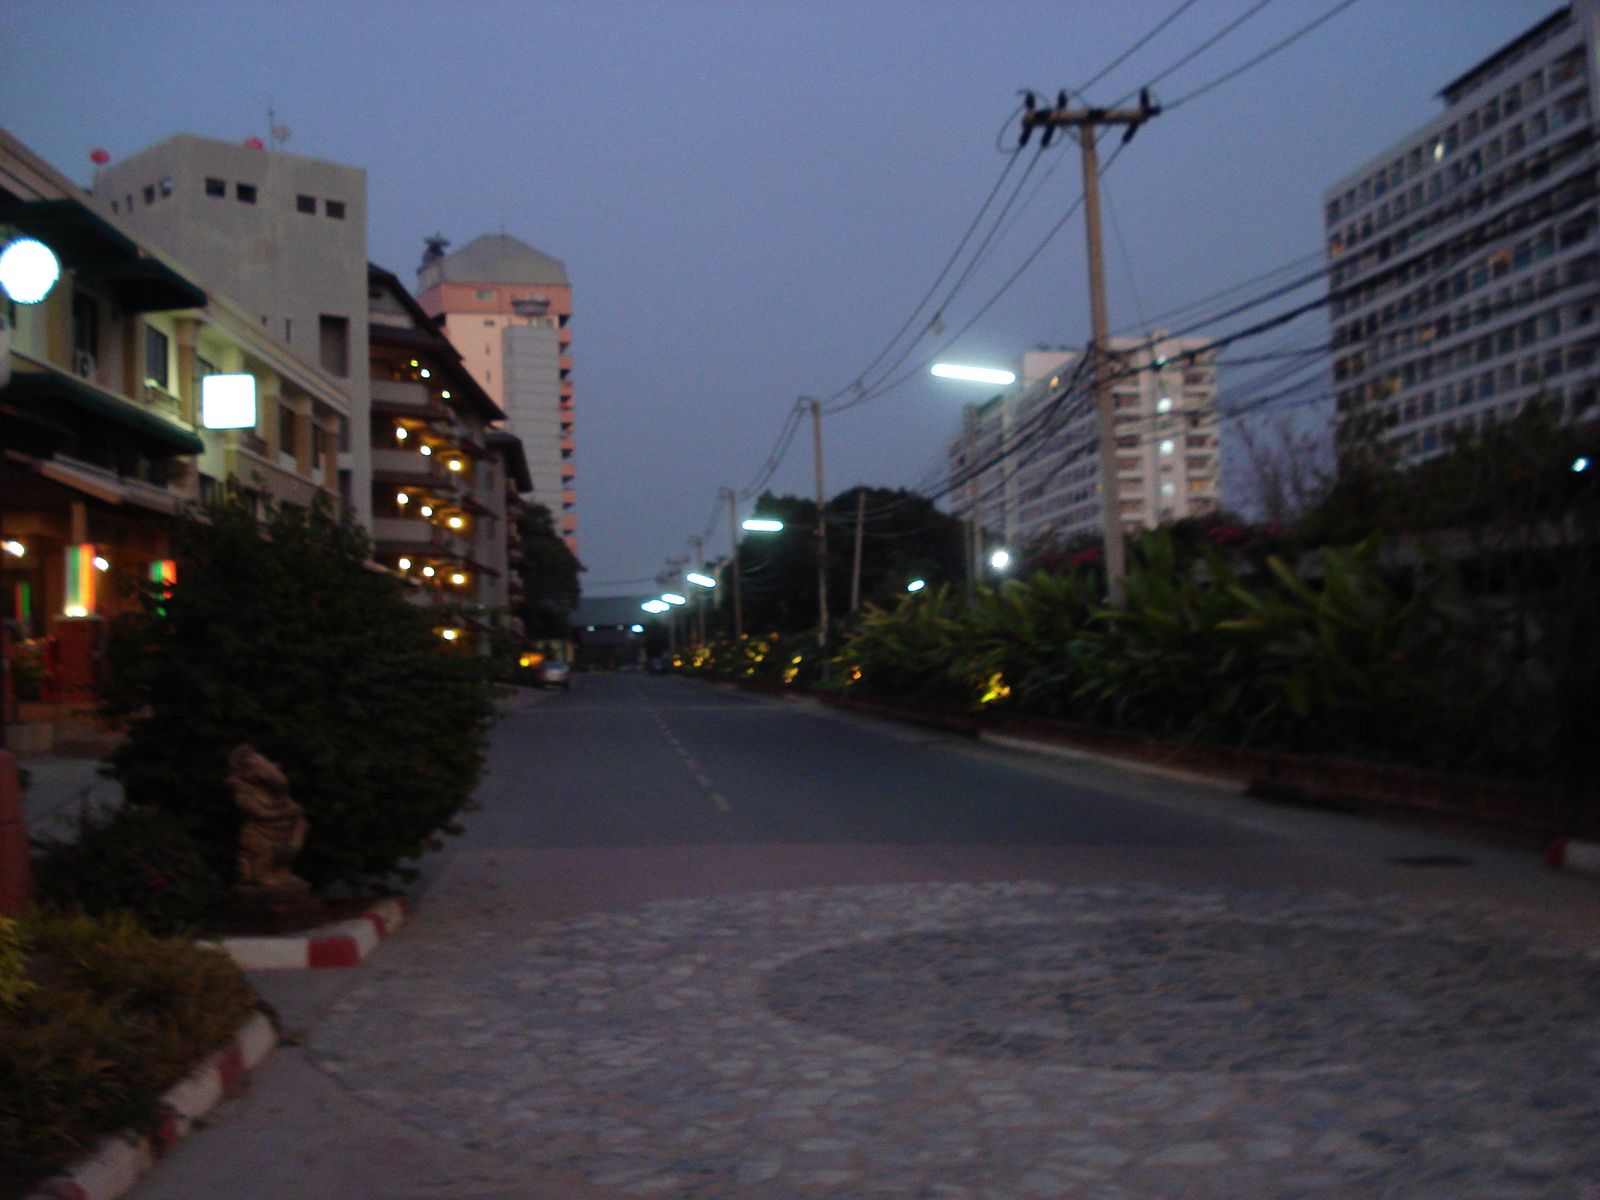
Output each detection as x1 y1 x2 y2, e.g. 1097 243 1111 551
103 492 496 890
834 530 1517 776
0 911 256 1199
32 806 225 936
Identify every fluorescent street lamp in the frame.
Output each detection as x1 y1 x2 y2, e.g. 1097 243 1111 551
686 572 716 588
641 600 670 613
907 578 926 592
631 624 644 633
990 549 1012 571
1575 457 1592 472
742 518 784 532
661 593 687 606
201 373 258 429
932 363 1015 386
0 237 60 304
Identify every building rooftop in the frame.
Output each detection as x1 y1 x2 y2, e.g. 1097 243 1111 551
418 232 569 288
1438 5 1570 105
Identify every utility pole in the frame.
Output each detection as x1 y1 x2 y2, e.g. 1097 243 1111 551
803 397 828 650
724 487 743 641
963 405 979 603
849 487 866 612
1019 89 1159 607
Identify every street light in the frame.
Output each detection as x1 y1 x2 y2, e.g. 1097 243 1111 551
907 578 926 592
641 600 670 614
686 572 716 588
741 518 783 532
661 593 687 606
0 237 61 305
990 549 1012 571
931 363 1015 386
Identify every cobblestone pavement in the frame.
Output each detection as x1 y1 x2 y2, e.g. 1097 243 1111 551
312 880 1600 1200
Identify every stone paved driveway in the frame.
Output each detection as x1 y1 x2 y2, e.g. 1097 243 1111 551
314 878 1600 1200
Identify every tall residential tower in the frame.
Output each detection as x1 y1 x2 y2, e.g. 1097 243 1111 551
417 234 576 554
1325 3 1600 461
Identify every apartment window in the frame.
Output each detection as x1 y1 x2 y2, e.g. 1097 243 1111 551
325 199 345 219
159 177 173 197
205 177 226 197
71 293 99 359
318 314 349 377
142 185 155 205
311 424 324 469
338 415 351 452
237 183 257 203
279 406 297 456
144 325 169 389
296 194 316 214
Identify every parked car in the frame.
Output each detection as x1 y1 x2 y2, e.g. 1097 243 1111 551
538 660 572 690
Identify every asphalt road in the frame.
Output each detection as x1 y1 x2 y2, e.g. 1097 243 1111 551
467 674 1260 850
126 673 1600 1200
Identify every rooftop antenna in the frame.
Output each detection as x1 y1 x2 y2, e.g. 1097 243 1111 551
267 98 291 149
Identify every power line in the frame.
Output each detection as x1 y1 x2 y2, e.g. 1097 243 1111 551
1078 0 1204 94
1164 0 1367 112
1113 0 1279 104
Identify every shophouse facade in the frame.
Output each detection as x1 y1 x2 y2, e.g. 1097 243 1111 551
1325 2 1600 461
1 127 351 740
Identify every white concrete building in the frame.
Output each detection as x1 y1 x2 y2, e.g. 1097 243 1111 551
1325 2 1600 461
949 335 1220 546
90 133 371 525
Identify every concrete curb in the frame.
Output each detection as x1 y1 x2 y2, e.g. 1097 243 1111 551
978 730 1250 794
1547 837 1600 875
195 896 407 970
25 1009 277 1200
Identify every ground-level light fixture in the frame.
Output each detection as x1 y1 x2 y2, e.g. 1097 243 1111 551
0 237 60 305
742 518 783 532
200 374 258 429
631 624 645 633
641 599 670 614
661 593 687 605
907 578 926 592
931 363 1015 386
990 549 1012 571
686 572 716 588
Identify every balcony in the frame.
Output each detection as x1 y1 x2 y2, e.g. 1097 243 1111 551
372 517 470 559
371 447 458 490
371 379 431 406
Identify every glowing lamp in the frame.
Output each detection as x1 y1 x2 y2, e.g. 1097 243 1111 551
990 549 1012 571
420 506 433 517
1575 457 1592 472
440 628 458 641
661 593 686 605
631 624 644 633
422 566 436 578
419 445 433 456
396 492 410 505
92 556 110 571
447 459 463 472
640 600 670 613
447 516 464 529
419 368 431 378
451 572 466 585
397 557 412 570
931 363 1015 386
396 427 409 440
907 579 926 592
742 518 783 532
0 237 61 304
686 572 716 588
3 540 24 557
201 374 258 429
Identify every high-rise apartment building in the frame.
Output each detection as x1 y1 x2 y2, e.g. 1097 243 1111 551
949 335 1219 546
91 133 372 524
416 234 576 554
1325 3 1600 462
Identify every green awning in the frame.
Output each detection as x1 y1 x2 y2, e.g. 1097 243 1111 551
3 368 205 456
0 198 207 312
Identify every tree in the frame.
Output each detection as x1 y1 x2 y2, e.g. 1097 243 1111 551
103 492 495 889
513 502 584 638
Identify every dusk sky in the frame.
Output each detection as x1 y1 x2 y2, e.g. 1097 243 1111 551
1 1 1555 590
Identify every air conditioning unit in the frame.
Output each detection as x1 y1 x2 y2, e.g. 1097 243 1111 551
73 350 97 379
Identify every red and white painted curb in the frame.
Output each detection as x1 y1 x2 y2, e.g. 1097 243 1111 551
1547 837 1600 876
196 895 407 970
25 1009 277 1200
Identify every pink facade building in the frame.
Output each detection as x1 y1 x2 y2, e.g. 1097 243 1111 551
416 234 576 553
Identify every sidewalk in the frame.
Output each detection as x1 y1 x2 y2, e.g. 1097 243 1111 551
19 754 123 843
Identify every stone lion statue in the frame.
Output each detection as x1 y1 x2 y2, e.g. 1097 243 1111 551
227 743 310 892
